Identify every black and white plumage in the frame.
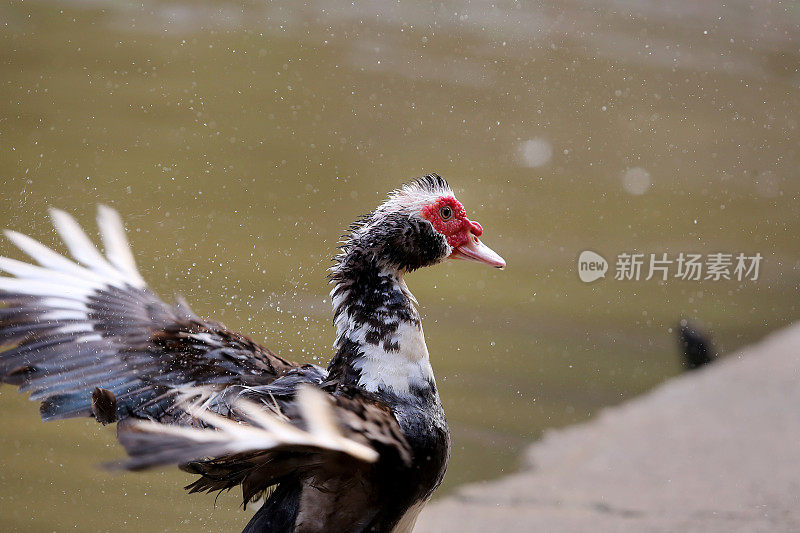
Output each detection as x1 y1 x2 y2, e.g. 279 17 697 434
0 175 504 532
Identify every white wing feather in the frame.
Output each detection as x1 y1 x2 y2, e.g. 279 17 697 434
1 206 147 301
48 208 129 284
97 205 146 287
129 385 379 463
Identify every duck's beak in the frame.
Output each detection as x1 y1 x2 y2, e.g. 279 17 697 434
450 234 506 269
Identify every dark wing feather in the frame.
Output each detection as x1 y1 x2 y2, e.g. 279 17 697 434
116 383 411 505
0 206 296 423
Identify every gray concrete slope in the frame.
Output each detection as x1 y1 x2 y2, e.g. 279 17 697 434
417 324 800 532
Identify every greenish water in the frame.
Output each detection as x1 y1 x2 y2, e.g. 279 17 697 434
1 1 799 531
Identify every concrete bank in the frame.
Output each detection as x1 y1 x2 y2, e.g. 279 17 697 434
417 324 800 532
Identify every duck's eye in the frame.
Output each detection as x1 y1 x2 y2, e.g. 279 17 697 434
439 205 452 220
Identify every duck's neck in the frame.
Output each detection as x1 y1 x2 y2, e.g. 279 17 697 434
327 261 436 397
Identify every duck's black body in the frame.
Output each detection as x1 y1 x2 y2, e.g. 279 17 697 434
0 174 503 532
244 386 449 532
375 386 450 518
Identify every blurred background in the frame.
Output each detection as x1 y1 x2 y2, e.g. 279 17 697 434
1 1 798 531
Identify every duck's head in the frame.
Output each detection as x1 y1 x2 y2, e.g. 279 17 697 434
334 174 505 276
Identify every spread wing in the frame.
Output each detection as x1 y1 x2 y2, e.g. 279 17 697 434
116 383 411 505
0 206 296 423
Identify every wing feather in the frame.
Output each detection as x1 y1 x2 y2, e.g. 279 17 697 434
96 205 146 286
0 207 413 513
123 385 377 466
0 206 296 424
48 208 129 284
116 383 410 505
3 229 100 280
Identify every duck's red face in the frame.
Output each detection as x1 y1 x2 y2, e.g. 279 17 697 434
422 195 506 269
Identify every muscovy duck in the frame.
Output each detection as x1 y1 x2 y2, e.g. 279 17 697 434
0 174 504 532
